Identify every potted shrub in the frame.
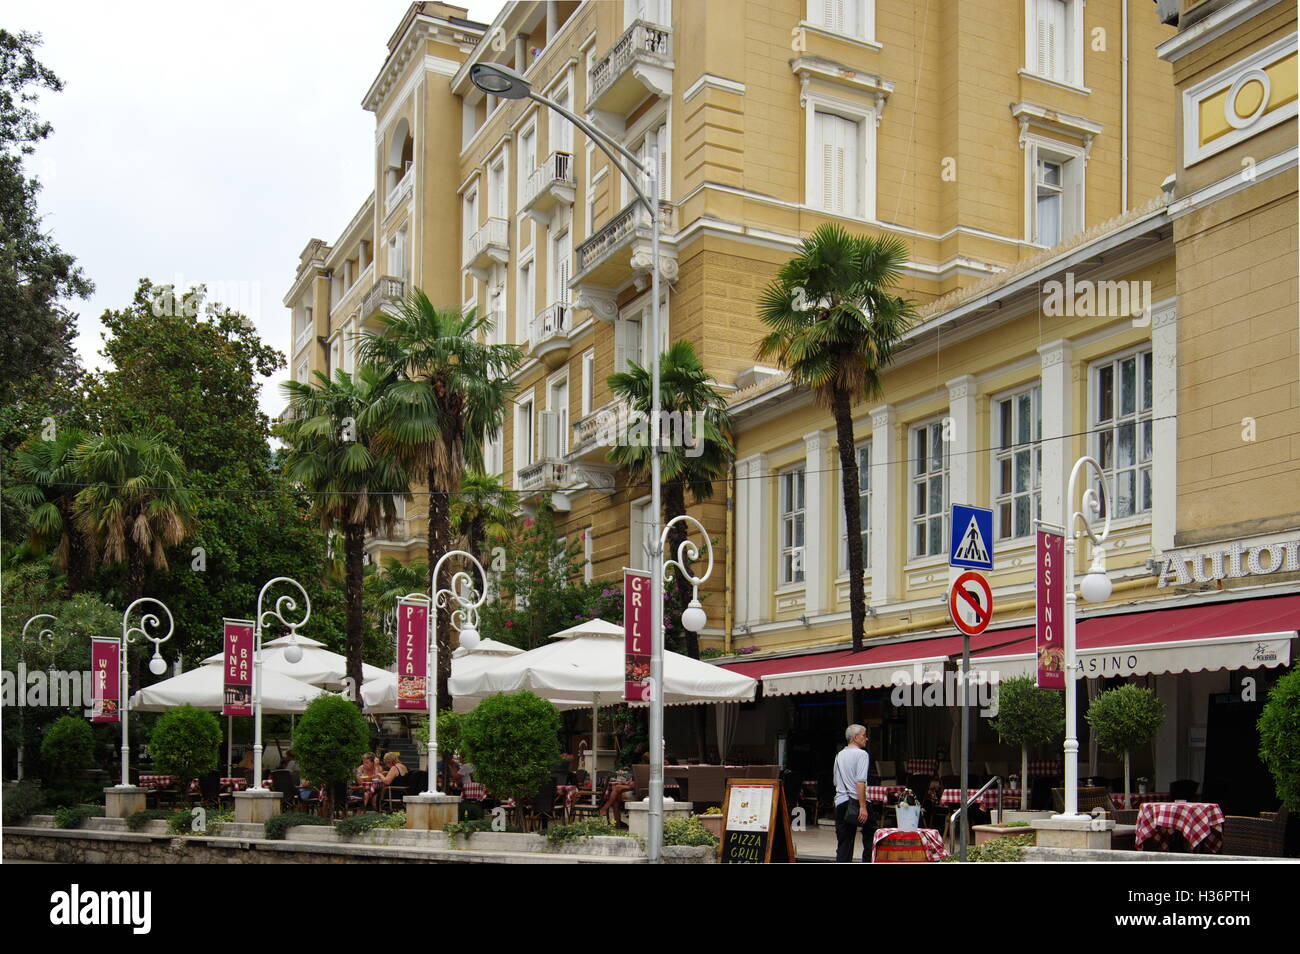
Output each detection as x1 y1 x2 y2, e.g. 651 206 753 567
697 806 723 839
148 705 222 805
989 675 1064 807
293 695 370 817
1086 685 1165 809
460 691 561 828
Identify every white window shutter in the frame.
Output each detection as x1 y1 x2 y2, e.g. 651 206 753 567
557 236 571 306
615 318 629 372
656 123 669 201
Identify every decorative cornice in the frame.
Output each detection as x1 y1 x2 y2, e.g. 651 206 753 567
792 55 894 118
1013 102 1102 161
869 405 894 430
1156 0 1288 63
683 73 747 103
571 286 618 321
1037 340 1071 368
945 374 977 402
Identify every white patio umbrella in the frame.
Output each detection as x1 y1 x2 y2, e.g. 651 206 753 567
130 660 328 714
201 633 388 689
449 618 758 801
361 638 527 714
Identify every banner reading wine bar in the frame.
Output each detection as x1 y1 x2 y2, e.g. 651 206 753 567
90 636 119 723
1036 528 1065 690
624 569 652 702
222 619 254 716
396 597 429 711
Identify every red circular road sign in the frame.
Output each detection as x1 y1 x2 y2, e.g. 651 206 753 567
949 571 993 636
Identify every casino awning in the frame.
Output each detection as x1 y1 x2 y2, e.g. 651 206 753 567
721 626 1033 697
971 594 1299 681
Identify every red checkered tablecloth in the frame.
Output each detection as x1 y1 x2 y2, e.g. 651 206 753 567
137 775 178 789
872 827 948 862
1135 802 1225 853
1026 761 1061 777
461 781 488 801
939 789 1023 811
864 785 910 803
1111 792 1169 809
904 759 940 777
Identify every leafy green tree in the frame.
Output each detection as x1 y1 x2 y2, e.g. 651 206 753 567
1258 669 1300 811
292 695 370 815
452 470 518 569
989 675 1065 796
277 366 409 693
9 427 91 589
1086 684 1165 808
148 705 221 796
607 340 733 659
757 225 917 656
361 294 521 709
40 715 94 805
460 692 561 824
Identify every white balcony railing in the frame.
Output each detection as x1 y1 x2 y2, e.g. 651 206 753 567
575 200 674 275
589 20 672 105
517 459 569 493
294 324 314 355
361 275 406 318
522 151 575 211
464 217 509 267
386 170 414 211
530 302 571 347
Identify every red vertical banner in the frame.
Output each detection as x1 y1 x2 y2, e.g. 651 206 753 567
90 637 120 723
397 598 429 711
1036 529 1066 690
222 619 254 716
624 569 652 702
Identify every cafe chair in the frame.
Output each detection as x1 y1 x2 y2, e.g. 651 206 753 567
1221 805 1289 857
1050 786 1112 816
269 769 297 811
196 771 229 809
382 770 426 812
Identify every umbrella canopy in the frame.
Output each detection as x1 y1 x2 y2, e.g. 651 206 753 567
202 633 388 689
361 639 527 714
130 661 327 714
448 619 758 707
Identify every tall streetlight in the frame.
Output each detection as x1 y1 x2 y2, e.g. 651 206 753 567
1057 456 1113 819
250 577 310 792
408 549 487 796
17 614 57 780
469 63 672 861
116 599 174 788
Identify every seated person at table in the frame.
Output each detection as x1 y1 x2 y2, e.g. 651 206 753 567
356 752 380 807
237 748 255 771
442 752 462 794
599 764 638 825
376 751 410 789
280 750 300 782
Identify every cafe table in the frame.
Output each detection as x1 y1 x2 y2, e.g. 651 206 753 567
939 788 1023 812
1135 802 1226 853
864 785 910 803
872 827 949 862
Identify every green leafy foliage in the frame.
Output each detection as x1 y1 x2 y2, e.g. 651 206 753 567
125 808 176 831
943 832 1035 862
167 806 233 836
53 804 103 829
1258 669 1300 811
990 675 1065 747
40 715 93 788
292 695 370 790
264 812 332 840
1086 685 1166 756
336 812 405 837
460 692 561 811
663 816 719 848
544 818 635 849
148 705 221 785
2 780 45 825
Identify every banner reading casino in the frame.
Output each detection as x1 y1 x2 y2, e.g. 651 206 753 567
396 597 429 711
222 619 254 716
1036 529 1065 690
624 569 652 702
90 636 119 723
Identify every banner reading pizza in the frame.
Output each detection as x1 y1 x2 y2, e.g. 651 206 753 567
623 569 652 702
396 597 429 711
222 619 254 716
1036 529 1065 690
90 636 119 723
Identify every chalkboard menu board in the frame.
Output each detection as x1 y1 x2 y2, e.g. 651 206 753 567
720 779 795 864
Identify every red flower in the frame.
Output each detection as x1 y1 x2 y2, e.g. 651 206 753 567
505 620 514 628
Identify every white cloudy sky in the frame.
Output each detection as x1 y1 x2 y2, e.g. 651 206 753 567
9 0 504 417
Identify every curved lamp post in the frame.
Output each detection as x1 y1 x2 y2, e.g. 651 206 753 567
409 549 487 797
470 61 671 863
117 599 174 788
251 577 310 792
1058 456 1113 819
17 614 57 780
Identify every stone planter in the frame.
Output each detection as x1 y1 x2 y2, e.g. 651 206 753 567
972 823 1037 846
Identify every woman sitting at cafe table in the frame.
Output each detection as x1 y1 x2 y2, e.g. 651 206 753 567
355 752 379 808
375 751 410 794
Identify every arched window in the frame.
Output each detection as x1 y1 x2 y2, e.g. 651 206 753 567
386 119 414 195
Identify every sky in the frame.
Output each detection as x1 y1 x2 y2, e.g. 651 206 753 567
9 0 505 419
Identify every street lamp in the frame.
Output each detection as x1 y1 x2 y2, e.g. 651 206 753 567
17 614 57 780
251 577 310 792
410 549 487 796
116 599 174 788
471 63 671 861
1058 456 1112 819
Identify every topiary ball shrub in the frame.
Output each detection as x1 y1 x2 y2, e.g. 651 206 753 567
460 692 561 821
2 781 46 826
1258 669 1300 811
148 704 222 789
293 695 369 793
40 715 95 800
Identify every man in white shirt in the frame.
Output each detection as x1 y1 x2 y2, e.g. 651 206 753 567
833 724 872 862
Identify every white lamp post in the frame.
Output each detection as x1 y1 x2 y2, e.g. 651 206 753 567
250 577 310 792
17 614 57 780
412 549 487 796
469 63 671 861
116 599 174 788
1057 456 1112 819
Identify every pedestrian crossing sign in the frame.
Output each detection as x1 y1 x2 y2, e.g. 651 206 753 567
950 504 994 570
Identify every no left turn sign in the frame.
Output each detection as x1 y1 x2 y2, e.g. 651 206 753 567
949 571 993 636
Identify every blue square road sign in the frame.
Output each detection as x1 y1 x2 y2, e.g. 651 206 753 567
950 504 994 570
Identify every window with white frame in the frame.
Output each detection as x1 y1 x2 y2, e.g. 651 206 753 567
615 294 668 373
550 83 572 155
1091 349 1153 519
548 374 569 457
626 0 671 27
1027 0 1082 86
911 419 948 558
583 527 593 583
993 385 1042 540
810 0 874 41
581 349 595 416
838 443 872 573
517 258 534 341
487 277 505 346
484 434 503 479
520 124 537 193
811 108 868 217
514 394 535 475
1026 139 1084 246
779 468 806 585
463 189 478 251
488 156 507 219
550 227 571 309
631 498 654 572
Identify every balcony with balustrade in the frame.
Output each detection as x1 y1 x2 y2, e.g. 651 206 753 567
520 151 575 227
464 217 509 280
587 19 673 118
570 200 677 314
517 459 569 496
529 302 573 370
361 275 406 320
568 399 628 464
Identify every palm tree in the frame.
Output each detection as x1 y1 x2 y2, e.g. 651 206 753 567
72 431 198 600
11 426 91 590
360 291 522 709
277 365 410 694
757 224 917 655
452 471 518 569
607 340 735 659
